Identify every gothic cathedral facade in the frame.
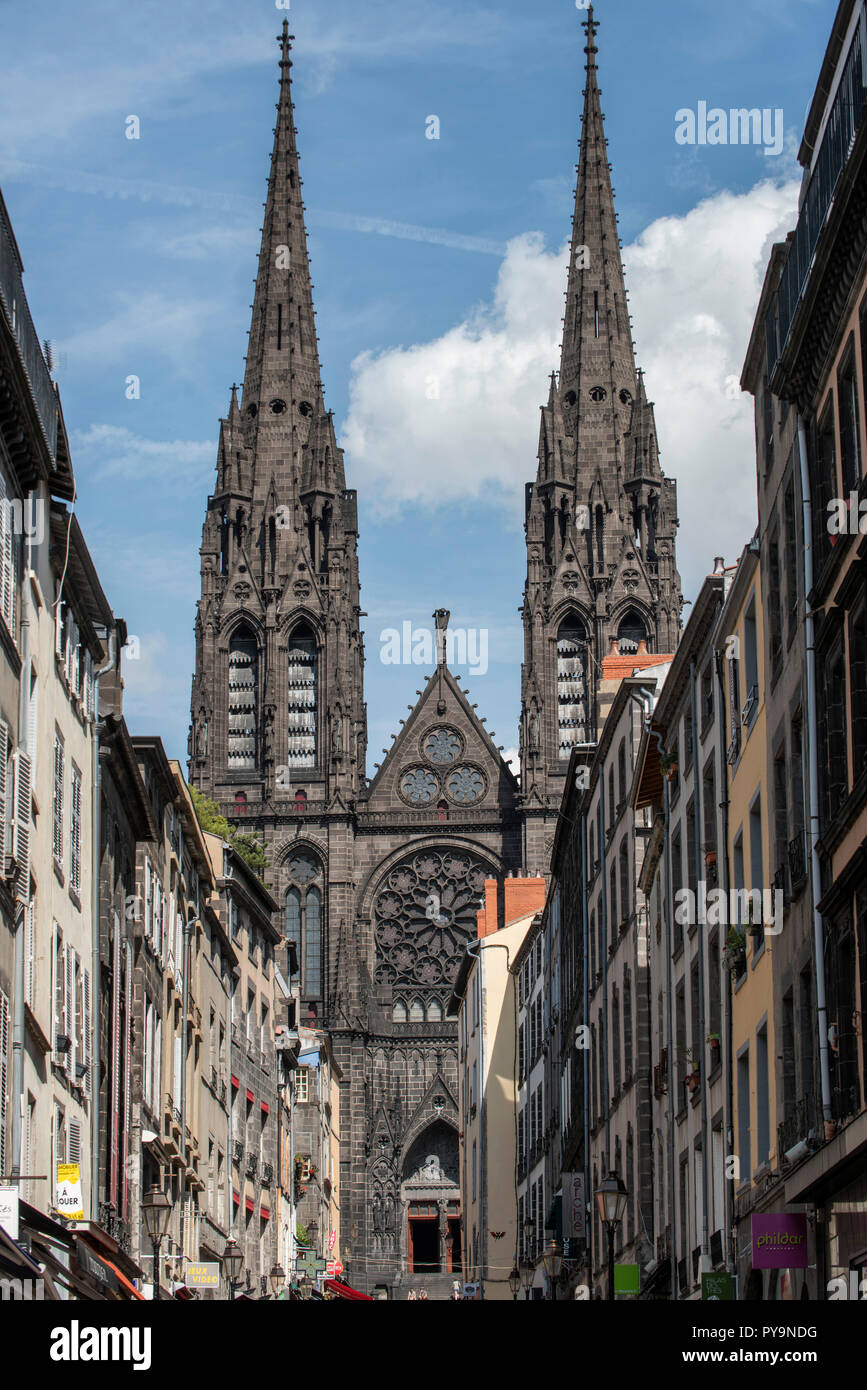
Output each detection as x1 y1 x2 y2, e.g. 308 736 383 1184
189 11 681 1295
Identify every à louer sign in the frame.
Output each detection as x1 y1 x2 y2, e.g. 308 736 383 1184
751 1214 808 1270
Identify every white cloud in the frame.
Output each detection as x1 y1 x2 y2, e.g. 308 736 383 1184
60 291 222 375
120 630 191 735
71 424 213 487
340 178 801 601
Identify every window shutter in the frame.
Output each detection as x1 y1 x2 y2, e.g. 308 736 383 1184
82 966 91 1096
144 858 151 941
55 599 64 657
13 749 31 902
154 1014 162 1114
84 650 94 719
173 1032 182 1108
25 899 34 1007
0 989 9 1177
0 718 8 861
27 671 38 771
0 484 12 635
64 943 74 1076
67 1116 81 1166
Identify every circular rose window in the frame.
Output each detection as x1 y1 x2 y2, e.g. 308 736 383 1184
400 767 439 806
423 727 462 764
446 766 486 805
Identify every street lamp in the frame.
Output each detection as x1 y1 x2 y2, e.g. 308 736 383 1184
595 1171 628 1302
299 1272 312 1300
222 1236 243 1299
269 1262 286 1298
141 1184 172 1302
508 1265 520 1300
541 1238 564 1302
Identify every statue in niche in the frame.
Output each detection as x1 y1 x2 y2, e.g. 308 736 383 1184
528 709 540 754
331 711 343 757
195 717 209 760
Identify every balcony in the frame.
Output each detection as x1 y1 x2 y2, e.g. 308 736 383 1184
677 1258 687 1295
233 1138 243 1165
245 1152 258 1181
768 17 867 377
0 198 59 460
261 1162 274 1188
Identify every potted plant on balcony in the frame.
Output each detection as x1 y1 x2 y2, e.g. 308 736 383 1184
706 1032 721 1063
724 927 746 973
684 1064 701 1095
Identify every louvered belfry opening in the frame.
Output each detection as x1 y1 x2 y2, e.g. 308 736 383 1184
287 623 317 769
227 624 258 770
557 616 588 759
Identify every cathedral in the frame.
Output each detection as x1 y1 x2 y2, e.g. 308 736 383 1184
189 9 681 1296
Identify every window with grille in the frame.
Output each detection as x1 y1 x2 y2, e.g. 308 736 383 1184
227 624 258 770
286 624 317 769
53 732 64 867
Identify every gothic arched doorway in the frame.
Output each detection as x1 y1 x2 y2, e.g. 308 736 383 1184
401 1122 461 1276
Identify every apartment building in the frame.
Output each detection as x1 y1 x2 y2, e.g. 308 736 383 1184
761 0 867 1296
632 576 730 1300
450 876 542 1300
716 550 785 1297
206 834 279 1297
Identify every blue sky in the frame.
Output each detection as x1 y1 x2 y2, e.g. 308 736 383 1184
0 0 836 774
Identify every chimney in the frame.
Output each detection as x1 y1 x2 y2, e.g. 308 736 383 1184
713 557 725 576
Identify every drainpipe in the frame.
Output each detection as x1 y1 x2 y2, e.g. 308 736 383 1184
796 416 833 1131
689 660 711 1272
10 499 32 1183
89 623 115 1221
714 648 735 1277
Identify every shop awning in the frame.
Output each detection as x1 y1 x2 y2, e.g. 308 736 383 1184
76 1239 145 1300
324 1278 373 1301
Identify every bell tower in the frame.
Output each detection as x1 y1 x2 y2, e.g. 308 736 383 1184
189 23 366 818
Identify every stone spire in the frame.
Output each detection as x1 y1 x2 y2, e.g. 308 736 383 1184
240 21 323 465
558 3 637 484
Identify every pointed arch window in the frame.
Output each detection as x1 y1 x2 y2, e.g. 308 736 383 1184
227 625 258 771
287 623 317 769
284 853 324 1002
409 998 425 1024
617 611 648 653
392 1000 408 1024
557 616 588 760
427 999 443 1023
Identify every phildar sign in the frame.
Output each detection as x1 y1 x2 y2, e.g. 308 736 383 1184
751 1213 808 1269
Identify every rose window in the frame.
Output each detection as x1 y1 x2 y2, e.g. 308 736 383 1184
374 849 494 1016
446 766 486 804
424 727 462 764
400 767 438 805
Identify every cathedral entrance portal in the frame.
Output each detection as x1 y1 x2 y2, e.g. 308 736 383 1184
401 1124 460 1283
